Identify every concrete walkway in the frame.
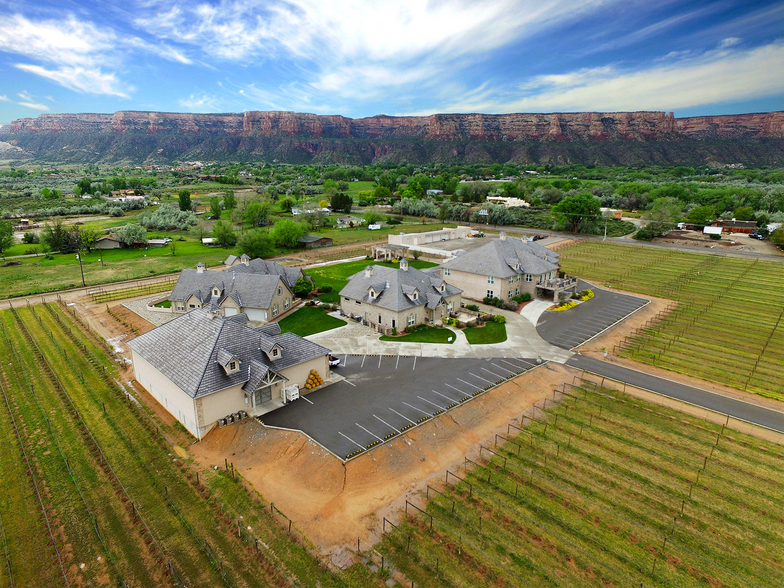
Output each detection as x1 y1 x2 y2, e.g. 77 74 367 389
306 305 573 362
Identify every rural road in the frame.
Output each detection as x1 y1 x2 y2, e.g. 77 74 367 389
566 355 784 434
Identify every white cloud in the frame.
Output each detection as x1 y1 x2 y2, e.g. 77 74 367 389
437 40 784 113
718 37 742 48
17 101 49 111
14 64 130 97
179 93 223 111
0 95 9 101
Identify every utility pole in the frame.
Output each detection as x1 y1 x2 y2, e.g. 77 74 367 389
76 253 85 287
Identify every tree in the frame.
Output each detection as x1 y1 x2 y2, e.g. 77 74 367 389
642 197 681 238
243 202 272 227
169 241 177 256
376 172 397 193
770 227 784 248
212 220 237 247
372 185 391 202
551 193 601 233
115 223 148 247
330 192 353 214
41 220 68 251
686 206 714 226
279 197 295 213
238 229 273 258
293 278 314 297
209 197 223 219
0 221 13 257
223 190 237 210
363 210 383 226
80 228 102 253
270 220 305 248
733 206 755 221
75 178 92 196
178 190 192 212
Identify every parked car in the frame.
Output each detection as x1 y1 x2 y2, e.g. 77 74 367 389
749 232 765 240
328 355 341 367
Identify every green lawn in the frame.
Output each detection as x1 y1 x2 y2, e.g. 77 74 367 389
309 258 438 303
464 321 507 344
276 305 346 337
380 326 455 344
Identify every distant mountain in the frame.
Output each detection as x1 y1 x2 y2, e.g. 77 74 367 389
1 110 783 166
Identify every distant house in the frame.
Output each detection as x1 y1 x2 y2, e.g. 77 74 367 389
168 263 295 322
224 254 305 289
94 235 123 249
335 215 366 229
703 226 723 236
388 226 471 246
440 233 577 301
710 219 757 234
148 238 172 247
339 258 462 334
487 196 530 209
298 235 333 249
128 310 332 439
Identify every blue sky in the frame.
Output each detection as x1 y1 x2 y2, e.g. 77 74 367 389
0 0 783 123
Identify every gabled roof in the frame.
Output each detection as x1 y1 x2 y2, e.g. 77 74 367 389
441 238 559 278
230 258 304 289
170 268 287 310
340 265 461 312
127 309 330 399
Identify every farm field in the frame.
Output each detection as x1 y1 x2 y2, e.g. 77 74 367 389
378 381 784 587
0 302 387 588
558 242 784 402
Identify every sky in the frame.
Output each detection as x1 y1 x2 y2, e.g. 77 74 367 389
0 0 783 123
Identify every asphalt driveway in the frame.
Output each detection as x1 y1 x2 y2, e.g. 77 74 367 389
536 280 648 349
261 354 537 460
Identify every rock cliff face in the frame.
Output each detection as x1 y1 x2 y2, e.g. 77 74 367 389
2 110 784 165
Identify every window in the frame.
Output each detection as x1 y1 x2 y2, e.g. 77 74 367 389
444 268 451 276
525 274 533 282
407 314 416 326
487 276 495 284
229 361 236 371
272 347 279 357
516 274 521 282
487 289 494 298
515 287 520 296
213 288 219 296
447 301 453 312
356 300 361 305
343 297 350 302
284 299 290 309
277 287 282 296
176 303 184 311
189 304 196 309
508 276 514 284
412 292 418 300
508 290 513 299
440 284 445 292
272 304 279 317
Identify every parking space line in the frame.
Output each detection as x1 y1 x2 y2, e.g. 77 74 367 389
300 396 314 404
489 362 515 374
361 354 366 368
432 389 459 404
481 366 505 379
338 431 365 450
356 423 383 442
413 356 417 370
468 371 494 384
418 395 447 411
402 401 430 416
344 379 356 387
445 382 468 394
378 355 382 368
343 354 348 365
389 408 416 424
499 358 528 371
373 414 400 433
395 355 400 369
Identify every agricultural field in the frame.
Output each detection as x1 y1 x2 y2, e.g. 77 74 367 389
0 302 388 588
378 382 784 587
559 242 784 401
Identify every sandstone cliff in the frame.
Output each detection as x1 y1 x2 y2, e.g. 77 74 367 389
2 110 783 165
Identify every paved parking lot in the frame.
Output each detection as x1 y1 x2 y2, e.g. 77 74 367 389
261 354 537 460
536 280 648 350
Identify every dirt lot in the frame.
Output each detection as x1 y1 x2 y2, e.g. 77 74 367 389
190 363 570 555
655 229 781 255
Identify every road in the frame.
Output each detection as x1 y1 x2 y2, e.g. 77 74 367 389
566 355 784 434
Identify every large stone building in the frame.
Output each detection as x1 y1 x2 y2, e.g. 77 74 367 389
440 234 577 301
128 309 331 439
339 258 462 334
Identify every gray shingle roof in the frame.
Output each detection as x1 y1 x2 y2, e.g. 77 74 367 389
339 265 461 312
441 238 560 278
169 268 287 311
230 258 304 289
127 309 331 399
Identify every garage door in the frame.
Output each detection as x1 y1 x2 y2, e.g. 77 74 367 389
224 307 238 316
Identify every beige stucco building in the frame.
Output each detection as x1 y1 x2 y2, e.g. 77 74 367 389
128 309 331 439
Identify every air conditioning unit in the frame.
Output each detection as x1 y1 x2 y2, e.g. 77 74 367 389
284 384 300 403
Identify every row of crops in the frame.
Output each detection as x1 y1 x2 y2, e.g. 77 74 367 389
378 382 784 587
559 242 784 401
0 303 386 588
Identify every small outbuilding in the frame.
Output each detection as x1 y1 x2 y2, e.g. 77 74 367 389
298 235 333 249
94 235 123 249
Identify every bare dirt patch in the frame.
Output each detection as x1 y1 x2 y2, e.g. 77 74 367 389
189 363 571 554
655 230 781 255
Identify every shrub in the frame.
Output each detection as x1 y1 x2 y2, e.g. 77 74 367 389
493 315 506 324
319 283 333 293
503 300 518 311
465 304 480 311
493 298 505 308
482 296 493 305
709 233 721 240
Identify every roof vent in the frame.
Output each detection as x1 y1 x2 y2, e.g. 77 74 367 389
196 262 205 274
400 258 409 271
364 266 374 278
499 231 506 240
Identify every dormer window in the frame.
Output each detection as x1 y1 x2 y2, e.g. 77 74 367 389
229 361 237 371
213 288 220 296
272 348 279 357
440 284 445 292
368 288 375 299
412 291 418 300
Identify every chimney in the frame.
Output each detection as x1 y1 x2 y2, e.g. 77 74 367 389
196 262 205 274
499 231 506 240
241 254 250 266
364 266 373 278
400 258 409 271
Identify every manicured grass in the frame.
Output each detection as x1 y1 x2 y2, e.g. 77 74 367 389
379 383 784 588
559 241 784 401
276 305 347 337
464 321 507 344
309 258 439 303
380 326 455 343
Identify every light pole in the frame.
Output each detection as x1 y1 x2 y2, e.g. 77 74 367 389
76 253 85 287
